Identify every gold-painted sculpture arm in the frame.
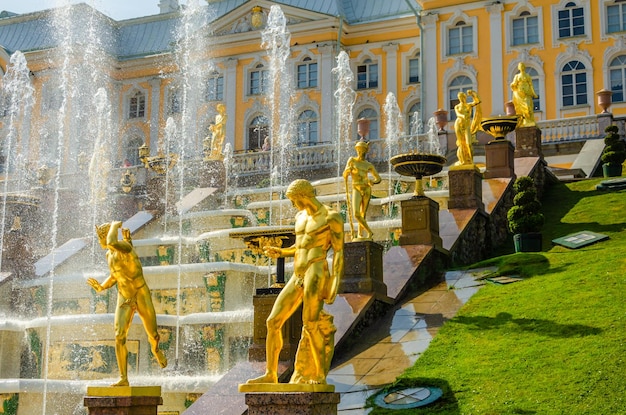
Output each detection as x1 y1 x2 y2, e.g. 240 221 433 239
369 165 382 185
325 211 345 305
87 276 116 293
106 221 132 253
263 244 296 259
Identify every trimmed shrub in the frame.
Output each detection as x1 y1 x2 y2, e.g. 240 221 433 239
507 176 544 234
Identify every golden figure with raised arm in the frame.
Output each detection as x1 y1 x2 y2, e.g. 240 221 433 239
87 221 167 386
343 140 382 240
510 62 538 127
453 90 482 166
246 179 344 386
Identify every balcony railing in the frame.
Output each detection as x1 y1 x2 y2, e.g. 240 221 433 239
537 115 601 143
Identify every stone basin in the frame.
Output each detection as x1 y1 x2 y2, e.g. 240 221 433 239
390 153 446 196
480 115 519 140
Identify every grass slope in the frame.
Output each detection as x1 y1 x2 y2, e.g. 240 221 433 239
368 178 626 415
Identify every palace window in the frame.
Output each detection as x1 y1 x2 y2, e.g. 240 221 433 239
128 91 145 119
561 60 588 106
357 59 378 90
448 21 473 55
205 73 224 101
248 115 269 150
512 11 539 45
296 110 319 146
558 2 585 38
448 75 473 120
249 64 269 95
356 108 379 140
407 102 422 134
168 88 181 114
526 66 541 111
297 57 318 89
609 55 626 102
607 2 626 33
408 54 420 84
124 135 144 167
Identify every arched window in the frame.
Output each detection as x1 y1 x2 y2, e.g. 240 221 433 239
609 55 626 103
561 60 587 106
407 102 422 134
448 75 473 120
525 66 541 111
357 108 379 140
124 135 144 166
128 90 145 119
297 110 318 146
248 115 269 150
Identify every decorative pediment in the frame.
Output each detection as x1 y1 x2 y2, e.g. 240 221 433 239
211 1 329 36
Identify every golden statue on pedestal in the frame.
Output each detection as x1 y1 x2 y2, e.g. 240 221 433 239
453 90 482 167
243 179 344 390
510 62 538 127
87 221 167 386
204 103 227 160
343 140 381 241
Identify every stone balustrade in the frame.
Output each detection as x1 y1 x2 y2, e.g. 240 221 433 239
537 115 601 143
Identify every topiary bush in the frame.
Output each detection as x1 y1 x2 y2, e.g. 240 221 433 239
507 176 544 235
601 125 626 166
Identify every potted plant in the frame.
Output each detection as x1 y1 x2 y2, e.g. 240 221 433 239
507 176 544 252
601 125 626 177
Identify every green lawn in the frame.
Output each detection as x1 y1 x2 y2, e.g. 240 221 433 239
368 178 626 415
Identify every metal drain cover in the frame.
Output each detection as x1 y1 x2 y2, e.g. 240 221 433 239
374 386 443 409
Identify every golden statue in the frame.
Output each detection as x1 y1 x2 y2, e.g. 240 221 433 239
453 90 482 166
510 62 538 127
205 103 227 160
246 179 344 387
87 221 167 386
343 140 381 240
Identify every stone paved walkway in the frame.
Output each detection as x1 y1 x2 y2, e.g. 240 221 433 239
327 268 494 414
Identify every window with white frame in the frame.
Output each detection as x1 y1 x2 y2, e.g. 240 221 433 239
357 59 378 90
124 135 144 166
297 57 318 89
448 21 473 55
558 2 585 38
407 102 422 134
128 90 146 119
168 88 181 114
512 11 539 45
248 115 269 150
205 72 224 101
607 1 626 33
609 55 626 102
525 66 541 111
249 64 269 95
408 54 420 84
448 75 473 120
561 60 588 106
297 110 318 146
356 108 379 140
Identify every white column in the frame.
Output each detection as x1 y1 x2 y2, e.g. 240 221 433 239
148 77 161 153
383 43 399 98
224 57 238 150
487 2 504 115
318 44 334 142
421 13 439 118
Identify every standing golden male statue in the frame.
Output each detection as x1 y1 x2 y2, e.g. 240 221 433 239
246 179 344 386
206 103 227 160
88 221 167 386
510 62 538 127
343 140 381 240
453 90 482 166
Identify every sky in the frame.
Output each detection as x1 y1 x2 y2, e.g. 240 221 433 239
1 0 165 21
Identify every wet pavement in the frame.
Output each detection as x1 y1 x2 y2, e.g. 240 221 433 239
327 268 493 414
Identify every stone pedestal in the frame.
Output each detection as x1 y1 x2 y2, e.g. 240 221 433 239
398 196 442 248
447 167 484 211
514 126 543 158
340 241 387 296
244 391 340 415
84 386 162 415
484 139 516 179
145 176 178 216
200 160 226 191
248 289 302 362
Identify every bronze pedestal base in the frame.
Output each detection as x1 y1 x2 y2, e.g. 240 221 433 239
514 126 543 158
484 139 516 179
398 196 442 248
244 392 340 415
84 386 162 415
447 167 484 211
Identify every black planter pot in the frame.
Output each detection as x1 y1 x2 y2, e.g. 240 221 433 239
513 233 542 253
602 163 623 178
